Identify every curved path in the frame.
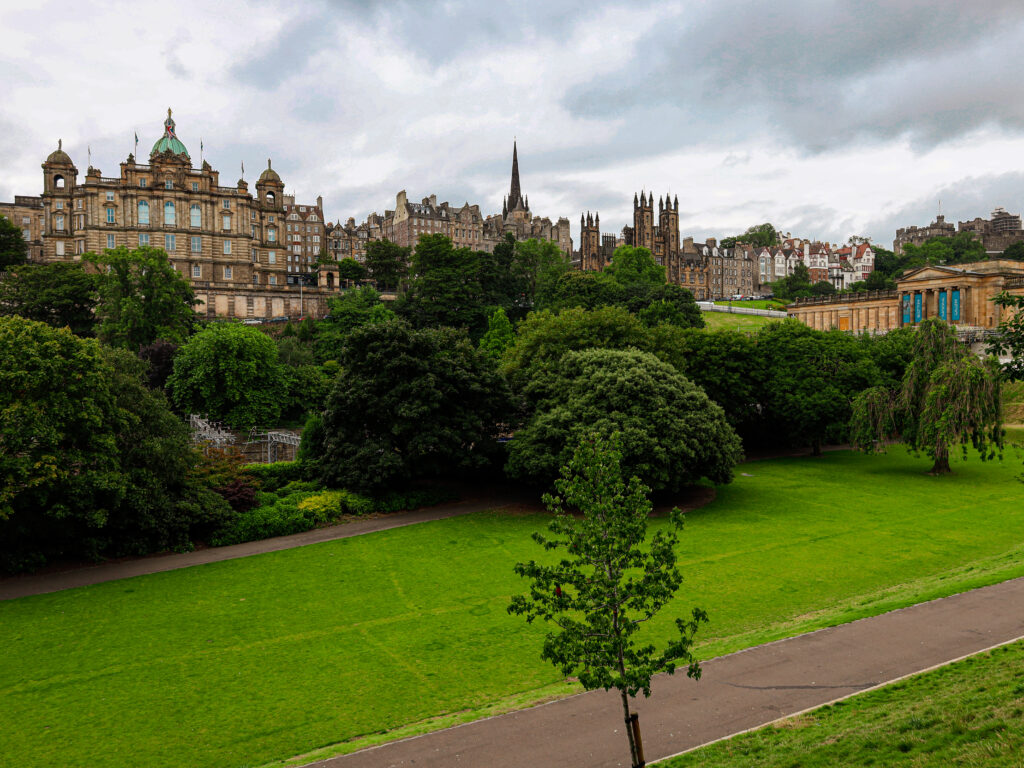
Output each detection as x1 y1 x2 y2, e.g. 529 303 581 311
307 575 1024 768
0 489 536 601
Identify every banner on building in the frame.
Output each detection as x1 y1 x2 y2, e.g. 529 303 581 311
938 290 947 321
902 294 911 324
914 293 923 323
951 289 961 322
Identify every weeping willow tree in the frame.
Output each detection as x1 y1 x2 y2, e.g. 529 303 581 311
850 318 1002 474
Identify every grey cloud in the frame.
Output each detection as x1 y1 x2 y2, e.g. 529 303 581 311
231 12 338 88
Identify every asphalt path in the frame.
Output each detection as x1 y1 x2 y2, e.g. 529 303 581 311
0 491 534 601
309 575 1024 768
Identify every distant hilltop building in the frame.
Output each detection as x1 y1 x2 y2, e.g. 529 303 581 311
894 207 1024 255
9 109 340 318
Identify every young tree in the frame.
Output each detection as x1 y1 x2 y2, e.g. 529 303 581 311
0 261 98 336
0 215 28 268
509 433 707 768
852 318 1002 474
365 239 409 291
168 322 287 428
336 257 367 284
87 246 198 349
479 306 515 361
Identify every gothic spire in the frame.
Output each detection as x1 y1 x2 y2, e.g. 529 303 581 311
508 140 523 211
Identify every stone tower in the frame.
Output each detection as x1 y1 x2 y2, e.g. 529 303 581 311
580 211 601 271
633 191 654 252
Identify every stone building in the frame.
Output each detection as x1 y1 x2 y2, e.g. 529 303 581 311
788 259 1024 333
704 238 757 298
34 110 335 318
282 193 330 286
0 195 45 260
893 215 957 254
383 191 487 252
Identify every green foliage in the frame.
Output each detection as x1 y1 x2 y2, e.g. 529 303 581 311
317 319 509 492
539 270 626 312
1002 241 1024 261
168 322 287 428
509 433 706 765
314 286 395 362
297 489 374 518
297 315 316 342
398 234 487 336
507 348 743 491
336 257 367 283
989 292 1024 380
0 214 28 267
209 485 322 546
603 244 666 286
281 320 296 337
852 318 1002 473
372 487 459 514
514 238 571 313
721 223 779 249
770 262 814 300
0 261 98 336
637 284 705 329
365 238 410 291
276 335 314 367
87 246 198 349
758 320 881 453
281 364 330 423
0 316 230 570
242 460 306 492
479 307 515 360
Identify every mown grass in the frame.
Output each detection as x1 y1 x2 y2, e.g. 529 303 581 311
700 311 779 331
663 641 1024 767
3 449 1024 768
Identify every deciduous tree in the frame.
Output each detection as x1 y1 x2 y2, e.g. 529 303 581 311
364 239 409 291
0 215 28 268
0 261 97 335
509 433 707 768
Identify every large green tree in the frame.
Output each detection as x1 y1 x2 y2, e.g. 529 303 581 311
479 306 515 361
314 286 396 363
316 319 509 492
506 348 743 491
336 257 367 284
87 246 198 349
168 321 287 428
364 239 409 291
603 245 666 287
0 316 229 570
0 215 28 268
989 292 1024 380
398 234 487 335
853 318 1002 474
509 433 706 768
0 261 97 336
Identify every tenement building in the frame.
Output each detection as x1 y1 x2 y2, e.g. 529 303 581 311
31 110 337 317
787 260 1024 333
0 195 45 260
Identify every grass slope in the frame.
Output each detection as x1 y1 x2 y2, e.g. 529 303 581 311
663 641 1024 767
700 311 778 331
4 449 1024 768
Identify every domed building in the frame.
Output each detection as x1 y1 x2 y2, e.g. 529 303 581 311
35 110 335 318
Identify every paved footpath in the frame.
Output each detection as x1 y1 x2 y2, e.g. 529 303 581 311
0 491 532 601
311 575 1024 768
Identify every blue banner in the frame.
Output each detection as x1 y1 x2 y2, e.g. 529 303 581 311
902 294 911 324
914 293 922 323
951 289 961 322
938 291 947 321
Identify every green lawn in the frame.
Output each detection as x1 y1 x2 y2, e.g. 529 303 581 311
712 299 788 311
701 311 779 331
664 641 1024 767
4 449 1024 768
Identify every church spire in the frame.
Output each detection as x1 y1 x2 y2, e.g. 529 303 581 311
508 140 523 211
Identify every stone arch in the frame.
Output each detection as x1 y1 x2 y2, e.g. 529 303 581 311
54 175 65 189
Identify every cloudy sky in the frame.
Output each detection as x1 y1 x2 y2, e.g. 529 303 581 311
4 0 1024 247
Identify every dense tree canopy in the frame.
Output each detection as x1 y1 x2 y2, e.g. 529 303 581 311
87 246 198 349
989 292 1024 380
168 322 287 428
506 348 743 491
0 215 28 268
316 319 509 492
0 316 230 571
603 245 665 287
720 223 779 249
397 234 487 336
364 239 409 291
314 286 396 363
479 306 515 361
336 257 367 284
0 261 97 336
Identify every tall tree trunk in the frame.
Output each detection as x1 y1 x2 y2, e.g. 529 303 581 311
930 443 951 474
618 688 639 768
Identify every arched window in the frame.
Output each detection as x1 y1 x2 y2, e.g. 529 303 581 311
326 272 335 290
138 200 150 225
265 191 276 205
190 204 201 228
164 201 176 226
54 175 65 189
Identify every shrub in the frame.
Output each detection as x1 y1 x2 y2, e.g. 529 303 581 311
243 461 306 492
298 490 374 518
373 488 458 513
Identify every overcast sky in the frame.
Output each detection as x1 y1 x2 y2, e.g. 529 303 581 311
4 0 1024 248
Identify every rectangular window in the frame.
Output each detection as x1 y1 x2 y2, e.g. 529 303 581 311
191 236 201 253
75 240 85 254
222 215 230 230
165 234 176 251
75 199 82 209
164 201 176 226
252 274 259 285
23 229 31 240
269 274 277 285
139 178 147 188
138 233 150 246
106 234 115 249
190 204 200 228
268 228 276 243
223 266 233 280
267 251 276 264
222 199 230 209
138 200 149 225
269 215 275 223
191 182 199 192
106 208 115 224
105 191 114 202
54 214 64 230
251 211 257 220
55 241 65 256
223 240 231 255
55 201 63 209
165 180 173 190
192 264 201 278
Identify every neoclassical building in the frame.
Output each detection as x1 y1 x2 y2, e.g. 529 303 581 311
36 110 335 318
788 260 1024 333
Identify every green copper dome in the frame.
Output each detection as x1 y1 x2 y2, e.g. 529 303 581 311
150 108 190 160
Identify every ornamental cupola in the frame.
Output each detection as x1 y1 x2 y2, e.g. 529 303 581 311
150 108 190 164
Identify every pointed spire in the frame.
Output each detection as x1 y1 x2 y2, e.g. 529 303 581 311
659 196 664 212
581 213 585 227
674 194 679 210
634 192 639 206
508 140 522 211
595 211 599 225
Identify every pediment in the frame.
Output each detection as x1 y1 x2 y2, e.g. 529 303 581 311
898 264 981 283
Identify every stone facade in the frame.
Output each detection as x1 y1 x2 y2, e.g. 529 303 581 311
383 191 487 252
0 195 45 260
893 215 957 254
755 239 874 291
704 238 757 298
788 259 1024 332
30 111 336 318
895 209 1024 256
